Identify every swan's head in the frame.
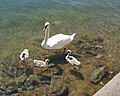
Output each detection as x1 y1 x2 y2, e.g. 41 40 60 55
43 22 50 32
45 22 50 26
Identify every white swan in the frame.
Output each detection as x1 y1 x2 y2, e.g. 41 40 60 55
65 50 81 69
34 59 49 67
20 49 29 61
41 22 76 49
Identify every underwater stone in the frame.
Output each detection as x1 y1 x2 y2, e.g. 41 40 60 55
5 88 18 95
48 75 68 95
24 67 34 77
0 88 5 95
27 75 41 86
41 75 51 85
90 66 107 84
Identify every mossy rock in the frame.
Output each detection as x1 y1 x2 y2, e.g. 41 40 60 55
48 75 68 96
24 67 34 77
90 66 107 84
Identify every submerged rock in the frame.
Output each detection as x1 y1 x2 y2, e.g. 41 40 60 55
2 67 15 78
90 66 107 84
41 75 51 84
94 46 105 53
22 75 41 91
111 66 120 75
34 67 43 76
48 63 55 68
85 50 97 56
0 88 5 95
14 68 24 77
75 36 105 59
24 67 34 77
5 87 18 95
26 85 34 91
95 62 106 68
82 90 90 96
27 75 41 86
93 37 104 43
22 85 34 91
5 81 16 88
95 54 103 59
15 75 27 88
48 75 68 96
15 75 27 83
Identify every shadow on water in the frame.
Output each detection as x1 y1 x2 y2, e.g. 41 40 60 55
41 75 51 84
48 53 68 65
69 70 85 80
54 64 64 75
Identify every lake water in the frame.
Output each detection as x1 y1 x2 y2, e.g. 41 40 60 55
0 1 120 96
0 0 120 61
0 0 120 28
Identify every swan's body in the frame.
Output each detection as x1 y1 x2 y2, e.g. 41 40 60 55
65 55 81 66
34 59 49 67
41 22 76 49
65 50 81 69
20 49 29 61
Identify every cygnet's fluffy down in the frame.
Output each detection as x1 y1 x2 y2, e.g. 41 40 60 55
34 59 49 67
20 49 29 61
65 50 81 68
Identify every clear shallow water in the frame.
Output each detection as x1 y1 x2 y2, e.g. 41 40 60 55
0 0 120 38
0 0 120 61
0 0 120 26
0 1 120 96
0 0 120 37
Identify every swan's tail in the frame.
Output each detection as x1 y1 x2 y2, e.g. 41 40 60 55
70 33 76 41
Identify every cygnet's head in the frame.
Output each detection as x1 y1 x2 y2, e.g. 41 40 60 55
66 50 72 54
33 59 37 63
45 59 50 62
45 59 50 65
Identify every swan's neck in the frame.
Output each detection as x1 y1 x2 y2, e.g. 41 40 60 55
44 26 50 44
65 53 70 60
45 60 48 66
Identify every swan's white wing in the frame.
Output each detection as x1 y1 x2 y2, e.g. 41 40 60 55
68 56 81 65
47 34 71 47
